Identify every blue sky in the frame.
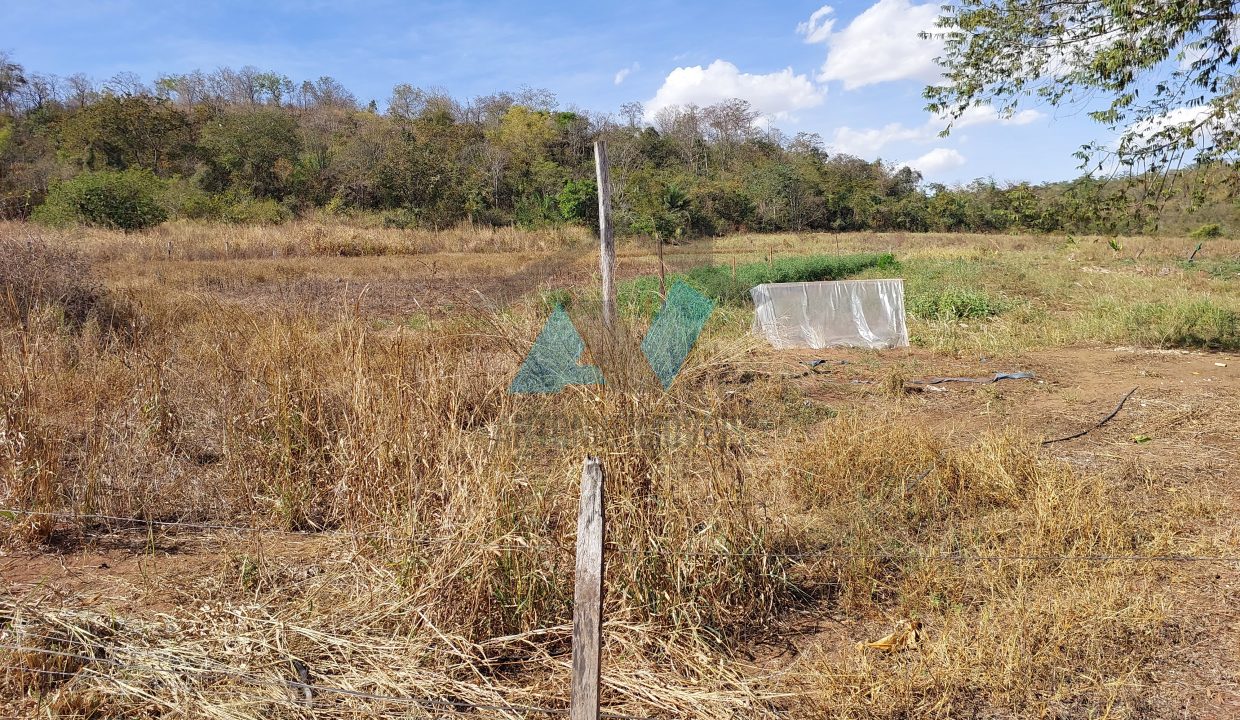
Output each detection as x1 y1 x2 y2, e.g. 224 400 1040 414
4 0 1109 184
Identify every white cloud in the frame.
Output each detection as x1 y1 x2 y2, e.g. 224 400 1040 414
613 62 639 86
832 103 1044 157
1122 105 1215 143
645 59 825 121
1081 105 1221 175
796 5 836 44
944 104 1045 129
900 147 966 175
832 122 930 157
800 0 944 90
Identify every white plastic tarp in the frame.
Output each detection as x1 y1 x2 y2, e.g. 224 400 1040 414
750 279 909 350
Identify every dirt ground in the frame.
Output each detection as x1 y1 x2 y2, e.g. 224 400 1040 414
774 344 1240 718
6 228 1240 717
4 343 1237 717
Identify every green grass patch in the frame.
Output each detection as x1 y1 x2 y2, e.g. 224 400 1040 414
908 287 1006 320
876 257 1013 322
1113 299 1240 350
620 252 896 315
1189 258 1240 279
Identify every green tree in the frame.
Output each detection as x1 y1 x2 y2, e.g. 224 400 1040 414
57 95 194 174
199 108 301 199
929 0 1240 181
556 179 597 225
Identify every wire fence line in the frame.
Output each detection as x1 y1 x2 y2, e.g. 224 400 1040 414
0 643 648 720
0 506 545 550
3 506 1240 565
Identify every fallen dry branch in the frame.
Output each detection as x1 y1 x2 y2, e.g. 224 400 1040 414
1042 387 1138 445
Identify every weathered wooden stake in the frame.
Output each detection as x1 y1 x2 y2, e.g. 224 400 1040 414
594 141 616 330
657 234 667 299
570 456 606 720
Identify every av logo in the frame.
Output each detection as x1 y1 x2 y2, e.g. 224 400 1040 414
509 280 714 394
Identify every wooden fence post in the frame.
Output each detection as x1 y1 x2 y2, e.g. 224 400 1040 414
571 456 606 720
594 141 616 330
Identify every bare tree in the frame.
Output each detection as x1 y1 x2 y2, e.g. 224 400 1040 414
65 73 96 109
466 91 515 128
619 101 645 128
0 52 28 114
155 70 209 107
19 73 61 109
702 99 758 164
515 85 557 111
654 104 707 173
103 71 148 97
306 76 355 109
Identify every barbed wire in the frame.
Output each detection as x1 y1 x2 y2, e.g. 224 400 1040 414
3 506 1239 565
0 507 549 552
0 643 647 720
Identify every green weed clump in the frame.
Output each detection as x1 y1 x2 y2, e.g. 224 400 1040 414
1189 222 1223 239
621 252 896 314
909 286 1006 320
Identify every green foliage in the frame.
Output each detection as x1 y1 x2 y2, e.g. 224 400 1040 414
556 179 597 225
513 193 561 228
929 1 1240 202
909 287 1005 320
538 288 574 313
198 108 300 200
1189 223 1223 240
162 181 290 224
33 169 167 230
621 253 896 313
221 196 291 225
1196 259 1240 279
57 95 194 174
1116 300 1240 350
3 55 1240 231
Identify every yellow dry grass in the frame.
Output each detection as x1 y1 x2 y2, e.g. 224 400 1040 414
1 221 1236 718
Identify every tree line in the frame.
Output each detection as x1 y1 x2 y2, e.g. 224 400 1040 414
0 54 1179 235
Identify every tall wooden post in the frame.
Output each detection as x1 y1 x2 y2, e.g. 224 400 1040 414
594 141 616 330
657 234 667 299
571 456 606 720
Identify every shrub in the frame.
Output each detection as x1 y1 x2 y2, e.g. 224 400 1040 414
32 169 167 231
381 208 420 229
556 179 597 226
162 183 291 225
0 234 137 334
1190 223 1223 239
686 253 896 305
161 178 227 220
221 196 291 225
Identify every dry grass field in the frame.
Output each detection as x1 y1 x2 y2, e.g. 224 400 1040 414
1 219 1238 719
